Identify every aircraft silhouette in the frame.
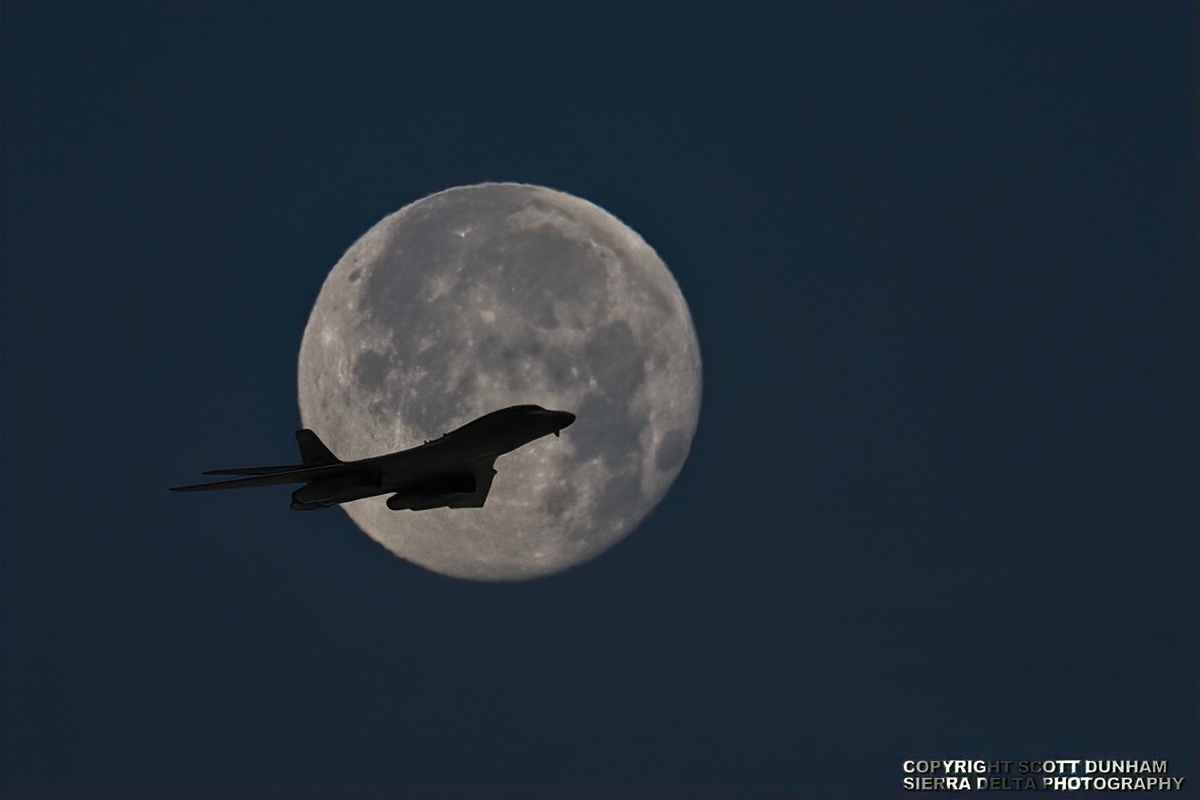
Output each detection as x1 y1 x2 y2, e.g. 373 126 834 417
170 405 575 511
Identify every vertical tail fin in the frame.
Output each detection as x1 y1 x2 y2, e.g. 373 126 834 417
296 429 340 466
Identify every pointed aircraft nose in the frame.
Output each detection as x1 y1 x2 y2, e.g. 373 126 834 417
551 410 575 436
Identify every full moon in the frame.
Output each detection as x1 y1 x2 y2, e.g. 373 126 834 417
297 183 701 580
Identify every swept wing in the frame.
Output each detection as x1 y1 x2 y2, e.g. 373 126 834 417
170 463 348 492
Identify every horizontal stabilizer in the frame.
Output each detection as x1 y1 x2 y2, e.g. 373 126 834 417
170 463 346 492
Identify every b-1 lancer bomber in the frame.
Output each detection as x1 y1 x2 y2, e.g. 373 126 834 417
170 405 575 511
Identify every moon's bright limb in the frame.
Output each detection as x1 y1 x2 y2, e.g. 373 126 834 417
297 183 701 580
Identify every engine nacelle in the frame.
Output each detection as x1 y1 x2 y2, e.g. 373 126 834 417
386 473 476 511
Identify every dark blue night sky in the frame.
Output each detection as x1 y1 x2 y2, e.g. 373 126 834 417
2 4 1195 797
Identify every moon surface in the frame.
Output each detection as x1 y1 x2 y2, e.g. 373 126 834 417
297 183 701 580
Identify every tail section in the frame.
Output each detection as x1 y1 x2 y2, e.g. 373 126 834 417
296 429 340 466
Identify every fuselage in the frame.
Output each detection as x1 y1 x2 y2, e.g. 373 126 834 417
379 405 575 471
